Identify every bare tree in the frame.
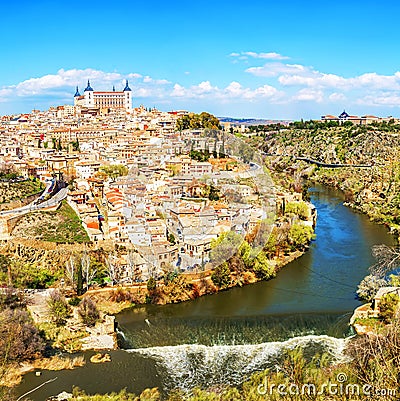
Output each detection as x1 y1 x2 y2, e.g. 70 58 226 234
105 254 119 285
370 245 400 278
126 250 141 283
81 252 96 290
65 256 75 289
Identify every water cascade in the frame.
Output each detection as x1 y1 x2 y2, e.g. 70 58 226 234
128 335 351 392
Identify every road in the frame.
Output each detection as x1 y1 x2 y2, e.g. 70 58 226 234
0 188 68 217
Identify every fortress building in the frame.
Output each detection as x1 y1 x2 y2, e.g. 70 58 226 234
74 80 132 110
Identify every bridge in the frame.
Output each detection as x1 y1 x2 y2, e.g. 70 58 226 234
294 156 372 168
262 153 372 168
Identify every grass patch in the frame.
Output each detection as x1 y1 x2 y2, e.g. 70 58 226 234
0 180 44 204
12 200 90 243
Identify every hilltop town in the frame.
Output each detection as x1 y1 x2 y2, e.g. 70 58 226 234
0 82 315 290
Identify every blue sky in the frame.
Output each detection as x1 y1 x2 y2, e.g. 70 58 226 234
1 0 400 119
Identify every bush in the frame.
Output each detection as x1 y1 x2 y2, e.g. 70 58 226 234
0 287 25 309
78 297 100 326
211 263 231 289
147 277 157 292
110 288 134 303
0 308 45 362
68 296 81 307
47 290 70 326
379 293 400 323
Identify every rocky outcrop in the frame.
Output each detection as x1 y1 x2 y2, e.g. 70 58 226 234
0 239 86 270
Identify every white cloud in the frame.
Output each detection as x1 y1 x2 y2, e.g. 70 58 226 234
356 92 400 107
128 73 143 79
329 92 347 102
231 51 289 60
247 62 309 78
170 83 187 97
292 88 324 103
143 76 170 85
169 80 283 102
0 68 172 102
248 61 400 93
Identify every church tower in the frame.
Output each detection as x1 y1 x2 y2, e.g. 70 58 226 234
74 86 81 106
84 80 94 107
123 80 132 110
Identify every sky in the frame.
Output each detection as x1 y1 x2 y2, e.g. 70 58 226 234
1 0 400 119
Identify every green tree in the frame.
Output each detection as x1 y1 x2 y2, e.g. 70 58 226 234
176 112 221 131
99 164 129 181
77 262 84 296
285 201 310 220
167 233 176 244
252 250 275 280
379 293 399 323
288 223 315 250
147 276 157 291
211 262 231 289
210 231 243 267
208 184 220 201
47 290 70 326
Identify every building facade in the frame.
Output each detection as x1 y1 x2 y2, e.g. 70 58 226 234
74 80 132 110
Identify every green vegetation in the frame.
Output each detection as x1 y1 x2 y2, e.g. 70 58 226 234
284 201 309 220
47 290 70 326
288 223 315 251
189 149 210 162
8 263 60 289
379 293 400 323
0 178 44 205
176 112 221 131
211 262 231 288
12 200 89 243
249 122 400 231
99 164 129 181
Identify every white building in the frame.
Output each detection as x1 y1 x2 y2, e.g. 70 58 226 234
75 160 102 179
74 80 132 110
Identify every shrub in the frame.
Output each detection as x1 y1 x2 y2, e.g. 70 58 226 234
0 308 45 362
110 288 134 303
78 297 100 326
68 296 81 307
47 290 70 326
147 277 157 292
211 262 231 289
379 293 400 323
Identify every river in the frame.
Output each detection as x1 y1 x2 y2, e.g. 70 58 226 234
16 185 396 399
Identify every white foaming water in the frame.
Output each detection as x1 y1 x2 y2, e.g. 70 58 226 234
126 335 351 392
116 327 128 341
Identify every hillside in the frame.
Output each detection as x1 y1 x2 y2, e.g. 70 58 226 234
11 200 90 243
0 179 44 210
247 122 400 231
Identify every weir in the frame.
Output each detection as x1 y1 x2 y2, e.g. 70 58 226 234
128 335 351 392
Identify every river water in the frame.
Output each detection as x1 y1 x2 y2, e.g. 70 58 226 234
16 185 396 399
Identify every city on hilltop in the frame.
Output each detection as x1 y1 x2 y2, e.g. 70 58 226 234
1 80 303 284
